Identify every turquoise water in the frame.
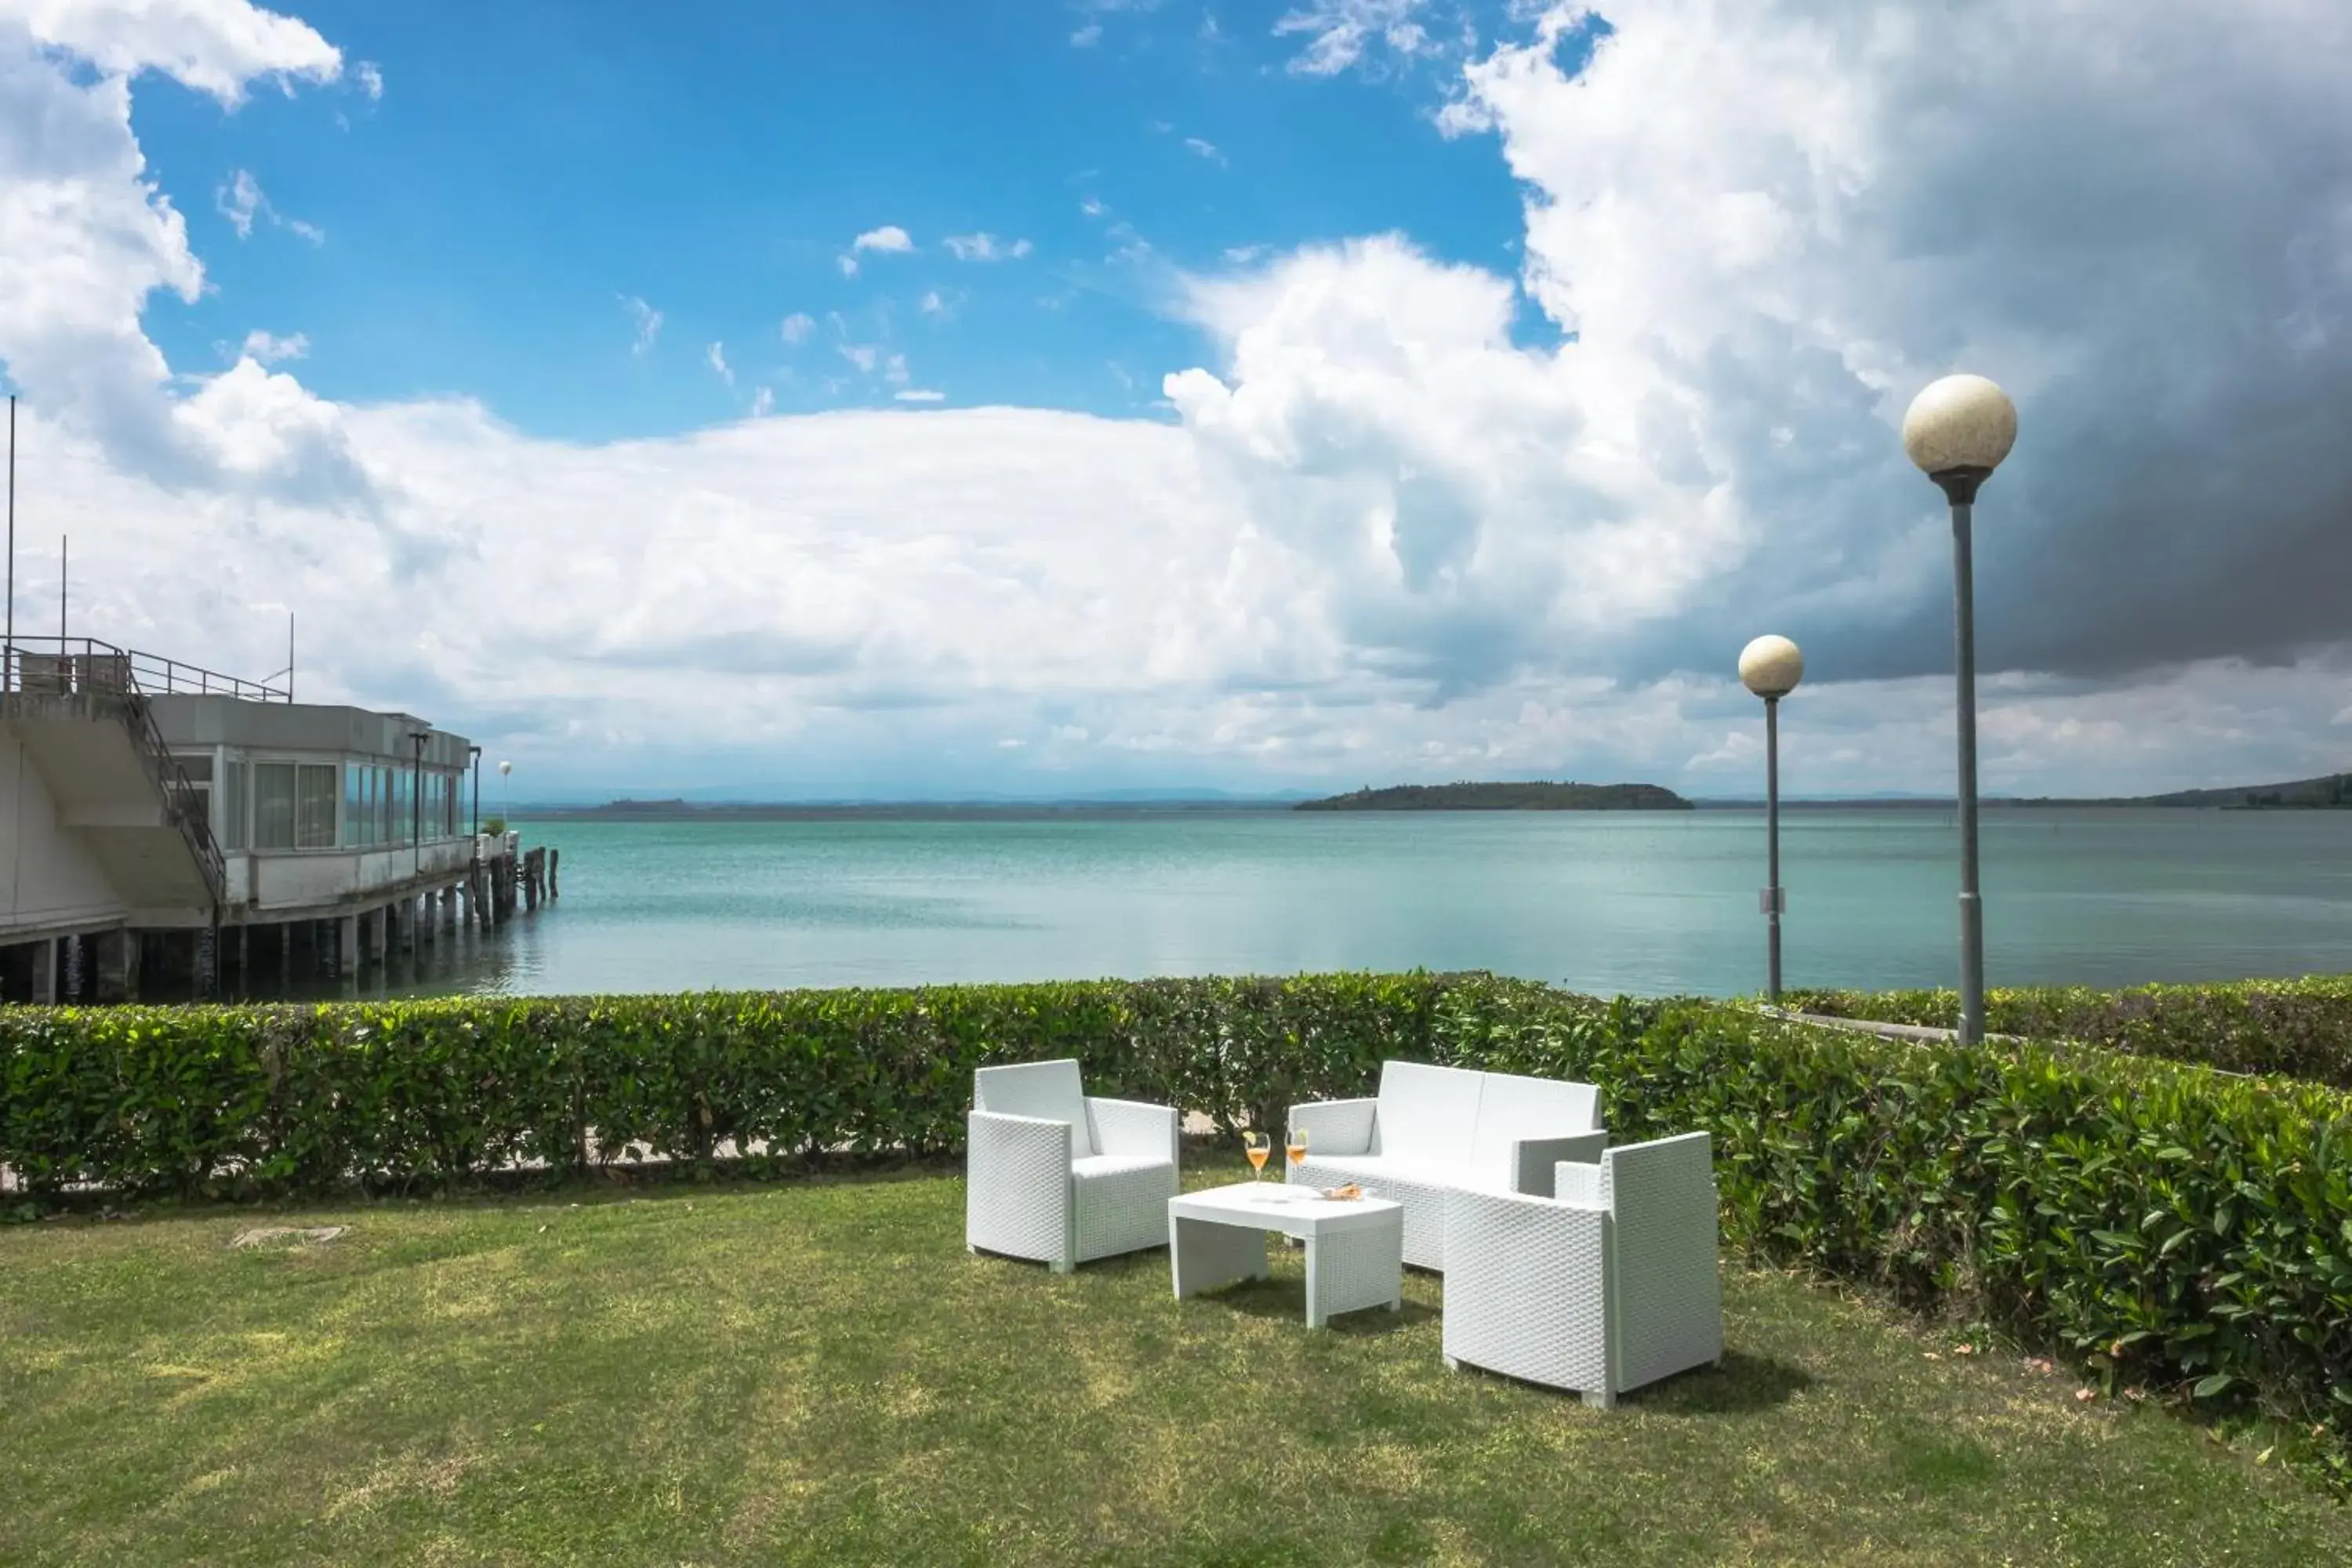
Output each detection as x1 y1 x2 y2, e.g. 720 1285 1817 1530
294 808 2352 1000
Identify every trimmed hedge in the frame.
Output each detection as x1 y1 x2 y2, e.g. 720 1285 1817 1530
1787 977 2352 1087
0 975 1463 1200
5 973 2351 1483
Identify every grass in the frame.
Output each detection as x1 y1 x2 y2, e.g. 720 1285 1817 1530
3 1157 2345 1566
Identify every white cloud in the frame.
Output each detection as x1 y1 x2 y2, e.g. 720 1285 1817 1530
1274 0 1437 78
1081 196 1108 218
943 232 1033 262
1071 22 1102 46
837 255 858 278
354 59 382 100
216 169 261 237
706 340 733 387
11 0 2352 799
13 0 343 104
780 311 815 345
239 328 308 363
919 289 946 317
215 169 321 243
853 224 913 254
620 296 662 355
750 386 774 417
1183 136 1224 164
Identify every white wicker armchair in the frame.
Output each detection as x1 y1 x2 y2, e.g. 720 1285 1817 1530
965 1059 1178 1274
1441 1131 1723 1408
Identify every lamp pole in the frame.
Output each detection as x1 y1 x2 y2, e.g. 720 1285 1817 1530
499 759 512 826
1901 373 2018 1047
1739 635 1804 1004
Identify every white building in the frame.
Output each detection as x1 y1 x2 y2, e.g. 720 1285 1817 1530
2 638 514 1001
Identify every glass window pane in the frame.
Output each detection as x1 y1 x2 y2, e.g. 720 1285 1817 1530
174 753 213 783
297 764 338 849
343 762 365 848
254 763 295 849
222 760 245 851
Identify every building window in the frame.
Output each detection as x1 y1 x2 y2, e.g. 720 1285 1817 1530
297 764 337 849
376 765 392 846
344 762 365 848
254 763 296 849
222 759 246 851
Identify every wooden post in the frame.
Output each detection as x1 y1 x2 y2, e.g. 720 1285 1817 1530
548 848 559 899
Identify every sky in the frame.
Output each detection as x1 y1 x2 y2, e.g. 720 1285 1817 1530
2 0 2350 802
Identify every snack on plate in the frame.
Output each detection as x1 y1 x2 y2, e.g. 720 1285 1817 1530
1319 1182 1363 1201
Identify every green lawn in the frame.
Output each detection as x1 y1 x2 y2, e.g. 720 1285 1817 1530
2 1159 2342 1566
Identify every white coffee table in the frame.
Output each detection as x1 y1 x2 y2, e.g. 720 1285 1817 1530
1168 1182 1404 1328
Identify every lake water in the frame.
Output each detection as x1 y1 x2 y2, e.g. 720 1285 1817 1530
265 808 2352 1002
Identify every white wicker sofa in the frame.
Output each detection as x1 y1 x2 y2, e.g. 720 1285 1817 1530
1286 1060 1606 1271
965 1059 1178 1274
1441 1131 1724 1408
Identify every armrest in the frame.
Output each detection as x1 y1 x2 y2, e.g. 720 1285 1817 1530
1553 1160 1604 1208
1512 1131 1610 1197
967 1111 1075 1264
1287 1098 1377 1156
1087 1097 1178 1163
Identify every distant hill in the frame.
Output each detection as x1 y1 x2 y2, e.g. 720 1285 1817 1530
2049 772 2352 809
1294 781 1693 812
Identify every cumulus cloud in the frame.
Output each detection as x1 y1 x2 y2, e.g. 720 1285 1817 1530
238 328 307 362
9 0 2352 798
354 59 382 99
853 224 913 253
705 340 732 387
0 5 376 511
943 232 1032 262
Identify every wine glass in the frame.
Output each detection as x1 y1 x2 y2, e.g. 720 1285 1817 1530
1243 1131 1271 1181
1284 1125 1309 1174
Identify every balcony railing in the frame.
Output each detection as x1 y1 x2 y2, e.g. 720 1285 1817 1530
1 636 290 702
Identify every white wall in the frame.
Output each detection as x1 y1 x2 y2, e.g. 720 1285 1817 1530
0 725 130 937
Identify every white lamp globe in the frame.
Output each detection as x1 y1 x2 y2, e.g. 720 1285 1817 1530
1901 373 2017 477
1739 634 1805 700
499 760 513 777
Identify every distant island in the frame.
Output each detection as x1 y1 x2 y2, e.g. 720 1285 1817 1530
1294 781 1693 812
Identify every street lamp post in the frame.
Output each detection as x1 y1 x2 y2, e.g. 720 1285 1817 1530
499 760 512 827
1739 634 1804 1004
1901 373 2019 1047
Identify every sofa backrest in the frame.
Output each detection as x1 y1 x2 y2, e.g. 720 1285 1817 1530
1470 1070 1599 1184
973 1058 1094 1158
1372 1060 1483 1163
1375 1060 1600 1174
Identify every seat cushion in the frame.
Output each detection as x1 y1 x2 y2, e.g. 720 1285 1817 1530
1305 1154 1514 1195
1072 1153 1169 1182
974 1059 1094 1157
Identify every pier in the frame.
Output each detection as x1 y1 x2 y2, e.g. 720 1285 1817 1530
0 637 557 1003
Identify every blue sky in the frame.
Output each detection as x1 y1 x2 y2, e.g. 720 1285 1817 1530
5 0 2351 802
129 2 1548 441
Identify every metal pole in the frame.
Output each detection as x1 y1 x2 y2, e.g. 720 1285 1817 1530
470 746 481 837
1951 495 1985 1045
1765 695 1783 1004
5 395 16 693
60 535 66 641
